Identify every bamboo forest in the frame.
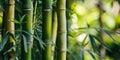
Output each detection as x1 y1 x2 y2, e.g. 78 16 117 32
0 0 120 60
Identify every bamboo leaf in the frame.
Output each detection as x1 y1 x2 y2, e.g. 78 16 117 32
8 32 17 41
3 45 15 55
13 19 20 24
20 15 26 22
86 50 96 60
89 34 100 53
102 30 118 44
92 35 111 51
81 34 88 47
80 49 84 60
0 33 9 51
15 2 22 13
22 30 44 49
67 50 78 60
22 30 32 36
83 41 89 48
22 35 27 53
34 35 45 49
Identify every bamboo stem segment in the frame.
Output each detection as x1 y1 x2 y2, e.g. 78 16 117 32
2 0 15 60
21 0 33 60
42 0 52 60
56 0 67 60
51 10 57 60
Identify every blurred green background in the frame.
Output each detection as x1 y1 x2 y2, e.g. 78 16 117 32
66 0 120 60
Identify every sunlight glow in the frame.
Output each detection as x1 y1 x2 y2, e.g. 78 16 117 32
77 33 87 42
102 13 115 29
75 4 87 15
70 14 78 29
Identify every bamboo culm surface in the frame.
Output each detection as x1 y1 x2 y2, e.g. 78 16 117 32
42 0 52 60
2 0 15 60
56 0 67 60
21 0 33 60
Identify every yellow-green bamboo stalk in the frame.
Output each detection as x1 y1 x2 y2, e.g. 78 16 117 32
33 0 37 36
51 9 57 60
42 0 52 60
56 0 67 60
2 0 15 60
21 0 33 60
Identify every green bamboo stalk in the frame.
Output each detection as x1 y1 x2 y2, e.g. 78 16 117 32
33 0 37 37
51 9 57 60
33 0 37 26
21 0 33 60
42 0 52 60
2 0 15 60
56 0 67 60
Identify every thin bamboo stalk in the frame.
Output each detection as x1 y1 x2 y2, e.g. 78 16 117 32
51 9 57 60
56 0 67 60
33 0 38 26
21 0 33 60
33 0 37 41
42 0 52 60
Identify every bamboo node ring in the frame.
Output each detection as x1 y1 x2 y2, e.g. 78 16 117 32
45 40 52 45
43 9 52 11
27 40 33 48
58 8 66 10
57 49 66 52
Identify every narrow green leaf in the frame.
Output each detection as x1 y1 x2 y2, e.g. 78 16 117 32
83 41 89 48
89 34 100 53
92 35 111 51
86 50 96 60
15 3 22 13
103 30 118 44
0 33 9 51
20 15 26 22
22 30 32 36
13 19 20 24
22 30 44 49
80 49 84 60
8 32 17 41
34 35 45 49
22 35 27 53
81 34 88 47
3 46 14 55
67 50 78 60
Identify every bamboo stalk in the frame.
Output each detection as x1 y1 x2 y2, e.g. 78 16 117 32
42 0 52 60
2 0 15 60
33 0 38 26
21 0 33 60
98 0 106 60
56 0 67 60
51 9 57 60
